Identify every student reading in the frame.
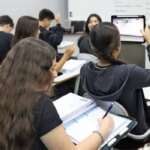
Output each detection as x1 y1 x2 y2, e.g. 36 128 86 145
80 22 150 136
0 37 113 150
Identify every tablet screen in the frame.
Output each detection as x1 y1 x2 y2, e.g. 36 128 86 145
112 16 145 42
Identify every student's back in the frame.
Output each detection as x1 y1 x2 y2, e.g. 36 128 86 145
81 62 149 134
80 22 150 135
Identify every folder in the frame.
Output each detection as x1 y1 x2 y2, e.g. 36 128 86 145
53 93 137 149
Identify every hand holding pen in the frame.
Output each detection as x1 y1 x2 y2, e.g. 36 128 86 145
103 103 114 119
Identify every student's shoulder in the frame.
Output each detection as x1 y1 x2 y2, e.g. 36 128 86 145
81 62 93 72
33 94 62 136
116 63 145 75
37 94 54 108
0 31 13 38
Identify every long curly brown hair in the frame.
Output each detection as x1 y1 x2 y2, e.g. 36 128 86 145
0 37 55 150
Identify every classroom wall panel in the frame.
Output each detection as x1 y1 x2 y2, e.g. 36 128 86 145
0 0 68 25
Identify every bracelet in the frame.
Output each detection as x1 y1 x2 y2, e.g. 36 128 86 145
93 130 104 143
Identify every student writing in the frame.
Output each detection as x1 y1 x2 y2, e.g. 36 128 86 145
0 37 113 150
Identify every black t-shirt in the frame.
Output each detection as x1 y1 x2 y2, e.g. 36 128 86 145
33 94 62 150
0 31 13 63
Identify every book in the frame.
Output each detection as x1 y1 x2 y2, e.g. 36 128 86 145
53 93 137 149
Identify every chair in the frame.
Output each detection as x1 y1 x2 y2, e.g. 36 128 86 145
83 93 150 148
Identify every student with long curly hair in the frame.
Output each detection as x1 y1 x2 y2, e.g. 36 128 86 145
0 37 113 150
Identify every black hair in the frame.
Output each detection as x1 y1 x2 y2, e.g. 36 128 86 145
85 14 102 34
0 15 14 27
90 22 123 65
39 9 55 21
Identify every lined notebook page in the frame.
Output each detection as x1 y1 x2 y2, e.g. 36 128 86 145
64 106 131 147
54 93 133 148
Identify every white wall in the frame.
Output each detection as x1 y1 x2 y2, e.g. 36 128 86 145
0 0 68 25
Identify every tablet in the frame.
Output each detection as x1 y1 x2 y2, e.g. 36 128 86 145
111 15 145 43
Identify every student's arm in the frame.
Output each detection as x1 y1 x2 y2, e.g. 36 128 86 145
141 26 150 60
53 45 75 73
127 65 150 89
41 116 113 150
48 15 64 47
128 26 150 88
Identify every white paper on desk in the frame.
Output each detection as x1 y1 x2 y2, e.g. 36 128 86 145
53 93 94 123
54 59 86 83
54 68 80 83
54 93 134 148
61 59 87 73
58 41 74 49
143 87 150 100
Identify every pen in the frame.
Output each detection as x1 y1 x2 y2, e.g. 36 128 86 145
102 103 113 119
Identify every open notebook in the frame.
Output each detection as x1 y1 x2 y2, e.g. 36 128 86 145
53 93 137 149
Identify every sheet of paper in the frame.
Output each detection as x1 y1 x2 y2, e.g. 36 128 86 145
58 41 74 49
143 87 150 100
61 59 87 73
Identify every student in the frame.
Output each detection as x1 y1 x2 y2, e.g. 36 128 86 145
12 16 39 45
78 14 102 55
39 8 64 50
0 15 14 64
80 23 150 137
12 16 74 73
0 37 113 150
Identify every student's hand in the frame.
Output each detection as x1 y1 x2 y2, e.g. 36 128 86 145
64 44 76 59
50 64 58 78
141 26 150 44
55 15 61 24
98 116 114 140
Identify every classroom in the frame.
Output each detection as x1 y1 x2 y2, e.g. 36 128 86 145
0 0 150 149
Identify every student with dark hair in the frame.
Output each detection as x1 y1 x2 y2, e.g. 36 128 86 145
78 14 102 55
0 37 113 150
39 9 74 72
0 15 14 63
39 8 64 50
12 16 39 45
80 22 150 139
